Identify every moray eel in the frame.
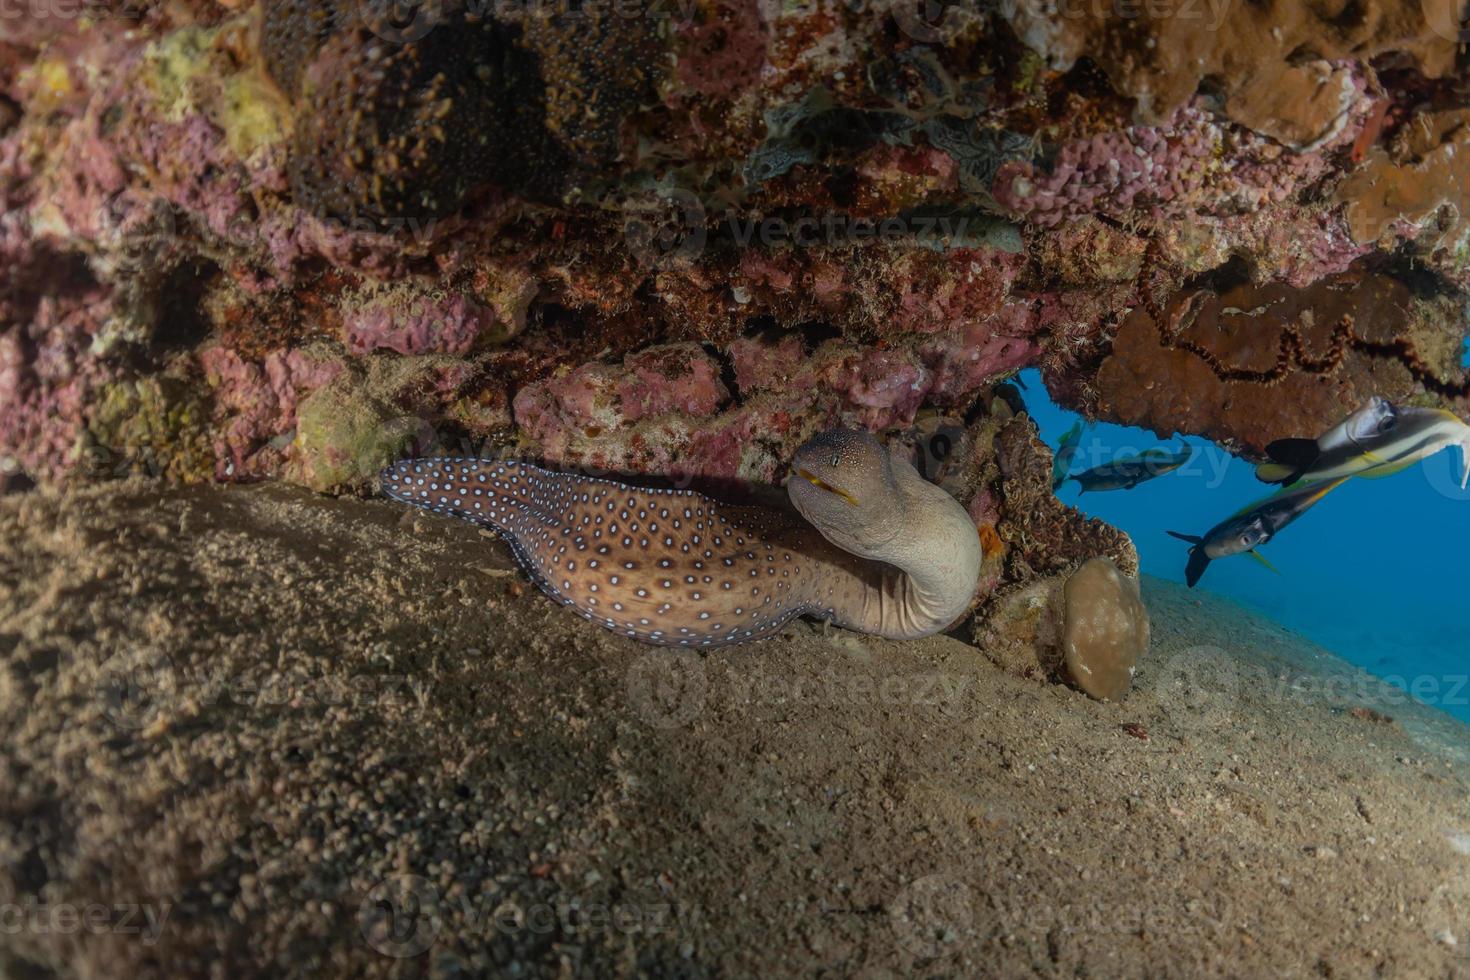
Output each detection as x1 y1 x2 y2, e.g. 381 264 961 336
380 429 982 647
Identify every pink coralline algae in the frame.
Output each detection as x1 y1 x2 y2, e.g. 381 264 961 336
0 280 115 481
1 1 1466 504
19 19 442 299
1163 207 1374 290
614 344 731 422
514 343 732 453
732 244 1027 336
993 95 1370 228
672 0 768 100
198 346 344 479
344 291 497 357
514 317 1039 484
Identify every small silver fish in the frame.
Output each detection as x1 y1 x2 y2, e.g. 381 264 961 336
1068 444 1192 493
1167 478 1346 588
1257 398 1470 488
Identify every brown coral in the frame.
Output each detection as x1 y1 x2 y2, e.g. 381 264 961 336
260 0 672 223
1092 263 1467 455
1002 0 1459 147
266 3 514 223
514 6 667 166
1336 108 1470 252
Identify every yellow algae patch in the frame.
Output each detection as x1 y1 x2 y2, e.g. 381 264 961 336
142 18 289 161
18 56 75 111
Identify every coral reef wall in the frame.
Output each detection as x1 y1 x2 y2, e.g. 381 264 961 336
2 0 1469 498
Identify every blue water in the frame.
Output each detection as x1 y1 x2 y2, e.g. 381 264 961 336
1017 369 1470 723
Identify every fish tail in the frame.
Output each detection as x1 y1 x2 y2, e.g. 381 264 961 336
1166 531 1211 587
380 457 549 532
1183 548 1211 589
1259 437 1319 485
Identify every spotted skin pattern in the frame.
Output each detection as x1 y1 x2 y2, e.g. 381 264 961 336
381 458 868 647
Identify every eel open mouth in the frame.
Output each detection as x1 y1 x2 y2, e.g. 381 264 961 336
793 467 859 506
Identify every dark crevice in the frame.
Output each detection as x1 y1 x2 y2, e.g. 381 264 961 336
700 341 742 401
0 94 18 137
824 168 860 209
1284 43 1324 66
154 260 220 350
1194 74 1228 111
0 472 35 495
793 320 843 351
1049 58 1117 113
1182 254 1254 295
1328 0 1369 31
1374 248 1462 300
735 316 842 353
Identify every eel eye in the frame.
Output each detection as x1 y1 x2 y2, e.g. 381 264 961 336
830 453 841 468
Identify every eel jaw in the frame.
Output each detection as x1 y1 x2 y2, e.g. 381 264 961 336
793 467 860 507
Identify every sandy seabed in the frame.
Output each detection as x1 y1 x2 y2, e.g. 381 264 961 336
1 480 1469 978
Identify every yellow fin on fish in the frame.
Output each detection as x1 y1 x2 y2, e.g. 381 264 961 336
1231 476 1346 517
1255 462 1296 483
1247 550 1280 575
1357 457 1419 479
